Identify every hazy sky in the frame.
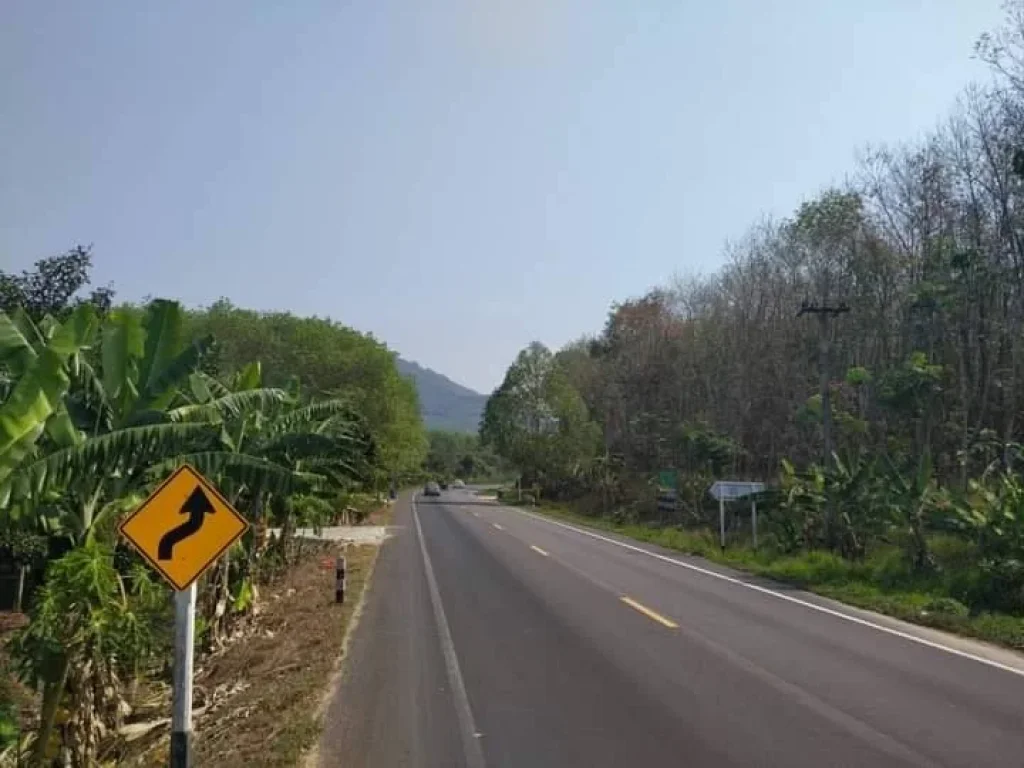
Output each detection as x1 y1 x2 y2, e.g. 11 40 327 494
0 1 1006 393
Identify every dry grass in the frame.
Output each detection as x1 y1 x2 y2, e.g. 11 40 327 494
193 543 379 767
361 500 393 527
118 541 382 767
1 612 33 757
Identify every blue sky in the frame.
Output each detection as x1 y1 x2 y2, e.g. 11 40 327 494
0 1 1005 393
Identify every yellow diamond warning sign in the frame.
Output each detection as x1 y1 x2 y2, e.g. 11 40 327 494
119 464 249 591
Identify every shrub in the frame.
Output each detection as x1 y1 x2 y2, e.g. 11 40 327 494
921 597 970 618
763 551 859 587
868 548 917 591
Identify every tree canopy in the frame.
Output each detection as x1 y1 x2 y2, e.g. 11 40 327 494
481 3 1024 613
184 298 427 477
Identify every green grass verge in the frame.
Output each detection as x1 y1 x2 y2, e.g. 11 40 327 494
519 500 1024 652
0 687 18 756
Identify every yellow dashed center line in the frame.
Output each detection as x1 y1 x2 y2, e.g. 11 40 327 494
530 545 549 557
620 596 678 628
492 523 504 531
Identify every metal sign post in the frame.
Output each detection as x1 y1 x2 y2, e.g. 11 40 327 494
336 556 347 604
709 481 766 551
718 496 726 551
171 584 196 768
657 469 678 517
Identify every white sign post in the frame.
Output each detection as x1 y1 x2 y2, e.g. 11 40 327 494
171 584 196 767
118 465 250 768
708 481 766 551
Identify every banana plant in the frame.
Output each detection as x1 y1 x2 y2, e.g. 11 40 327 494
827 453 887 560
156 362 372 643
1 296 383 763
1 301 222 538
883 452 949 572
159 363 371 498
0 305 98 509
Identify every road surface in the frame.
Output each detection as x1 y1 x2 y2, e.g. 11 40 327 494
318 490 1024 767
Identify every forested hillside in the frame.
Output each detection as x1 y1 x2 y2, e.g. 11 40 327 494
481 5 1024 640
395 358 487 433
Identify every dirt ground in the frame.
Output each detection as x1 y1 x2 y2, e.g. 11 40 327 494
115 540 381 768
194 542 379 767
363 499 394 526
0 612 32 755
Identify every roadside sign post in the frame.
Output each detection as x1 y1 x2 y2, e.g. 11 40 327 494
708 481 766 551
171 584 196 767
119 465 249 768
657 470 677 517
336 555 346 604
719 496 726 552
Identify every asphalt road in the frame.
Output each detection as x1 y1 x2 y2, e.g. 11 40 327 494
319 490 1024 768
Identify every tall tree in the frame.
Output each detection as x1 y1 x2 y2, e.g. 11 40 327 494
0 247 114 321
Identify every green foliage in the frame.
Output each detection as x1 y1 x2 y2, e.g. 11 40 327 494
481 342 601 496
0 528 47 568
675 422 741 475
845 366 872 386
954 472 1024 613
10 542 169 764
0 246 114 322
0 305 98 506
424 430 505 481
878 352 945 417
13 543 167 687
287 494 337 529
184 299 427 475
0 281 436 762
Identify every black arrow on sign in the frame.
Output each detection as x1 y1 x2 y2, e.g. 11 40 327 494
158 486 216 560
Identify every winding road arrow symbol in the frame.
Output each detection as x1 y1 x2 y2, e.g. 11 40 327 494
158 486 216 560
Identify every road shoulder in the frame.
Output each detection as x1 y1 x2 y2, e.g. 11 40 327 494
508 501 1024 675
314 496 466 767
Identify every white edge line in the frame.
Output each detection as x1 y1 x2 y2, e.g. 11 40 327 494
412 496 487 767
513 506 1024 680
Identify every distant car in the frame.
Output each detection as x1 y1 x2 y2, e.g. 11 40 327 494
453 479 465 488
439 481 449 490
423 481 441 497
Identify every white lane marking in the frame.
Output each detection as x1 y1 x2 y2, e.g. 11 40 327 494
513 507 1024 680
492 523 504 531
412 496 487 768
530 545 549 557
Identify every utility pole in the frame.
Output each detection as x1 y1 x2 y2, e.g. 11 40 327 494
798 299 850 549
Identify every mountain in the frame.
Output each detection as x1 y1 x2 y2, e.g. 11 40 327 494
396 358 488 433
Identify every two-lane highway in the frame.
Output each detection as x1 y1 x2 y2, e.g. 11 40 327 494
318 490 1024 767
